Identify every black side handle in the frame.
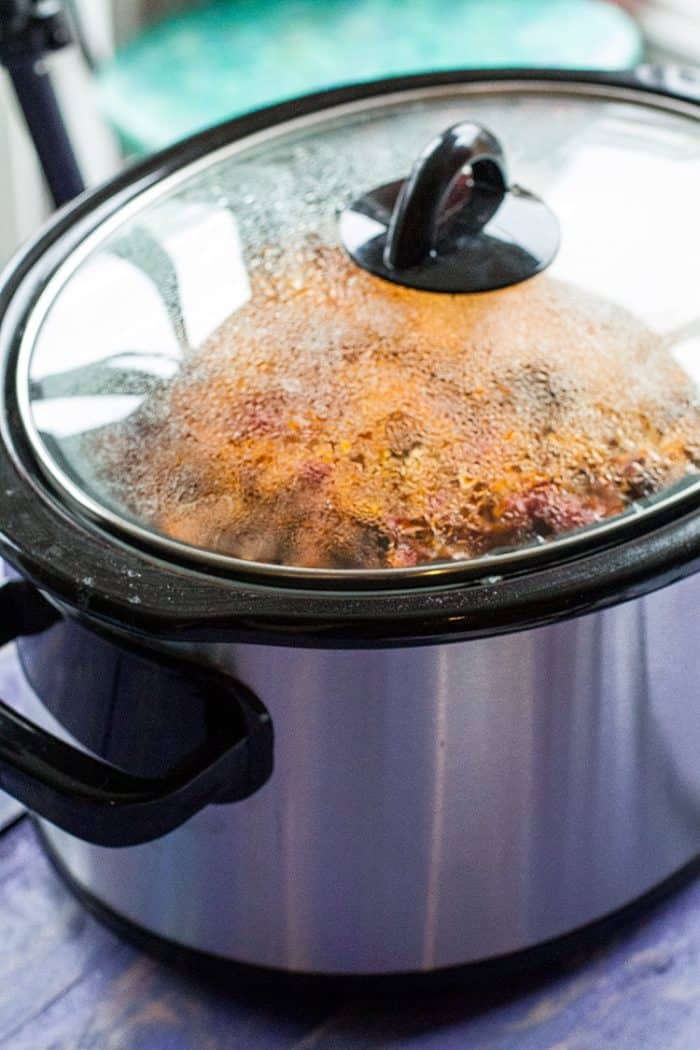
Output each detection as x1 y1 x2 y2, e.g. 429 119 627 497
0 579 273 847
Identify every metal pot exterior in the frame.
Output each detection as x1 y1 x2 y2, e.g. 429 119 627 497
0 67 697 976
17 570 700 975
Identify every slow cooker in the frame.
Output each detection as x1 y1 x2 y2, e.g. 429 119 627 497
0 67 699 977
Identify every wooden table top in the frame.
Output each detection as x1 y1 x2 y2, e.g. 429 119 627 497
3 644 700 1049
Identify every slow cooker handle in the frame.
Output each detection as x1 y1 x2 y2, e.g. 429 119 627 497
340 120 560 294
0 578 273 847
384 122 507 271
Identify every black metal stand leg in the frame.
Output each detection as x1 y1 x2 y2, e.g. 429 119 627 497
6 54 84 207
0 1 85 208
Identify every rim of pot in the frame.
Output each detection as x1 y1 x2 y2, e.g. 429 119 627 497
1 68 699 647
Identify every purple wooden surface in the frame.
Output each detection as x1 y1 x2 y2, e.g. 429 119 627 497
0 795 22 833
2 816 700 1049
3 641 700 1046
0 822 342 1049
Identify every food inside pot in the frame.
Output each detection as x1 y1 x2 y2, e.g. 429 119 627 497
88 243 700 570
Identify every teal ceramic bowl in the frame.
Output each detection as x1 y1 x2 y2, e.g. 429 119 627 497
97 0 643 154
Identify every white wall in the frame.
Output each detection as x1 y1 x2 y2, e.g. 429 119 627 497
72 0 189 52
0 40 122 267
639 1 700 63
0 72 51 267
2 0 235 266
0 0 157 267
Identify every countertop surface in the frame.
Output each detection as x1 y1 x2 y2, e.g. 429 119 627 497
3 646 700 1049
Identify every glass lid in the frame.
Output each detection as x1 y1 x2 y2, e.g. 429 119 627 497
19 81 700 578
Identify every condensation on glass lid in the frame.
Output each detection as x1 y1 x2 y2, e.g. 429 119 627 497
79 241 700 571
20 85 700 574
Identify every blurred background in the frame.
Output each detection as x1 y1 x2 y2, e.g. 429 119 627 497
0 0 697 269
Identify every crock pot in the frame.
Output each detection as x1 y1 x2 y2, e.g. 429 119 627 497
0 67 699 977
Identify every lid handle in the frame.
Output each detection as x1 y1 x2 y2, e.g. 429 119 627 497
385 122 507 271
340 120 560 294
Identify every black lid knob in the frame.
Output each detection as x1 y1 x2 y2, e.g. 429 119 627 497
340 121 560 294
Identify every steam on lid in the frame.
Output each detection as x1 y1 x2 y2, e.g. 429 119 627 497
86 242 700 570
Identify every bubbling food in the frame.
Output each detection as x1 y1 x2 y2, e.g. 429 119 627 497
89 243 700 569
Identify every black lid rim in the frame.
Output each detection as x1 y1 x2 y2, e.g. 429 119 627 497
1 66 699 647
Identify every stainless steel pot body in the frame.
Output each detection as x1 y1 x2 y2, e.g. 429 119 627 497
0 66 698 977
19 571 700 975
